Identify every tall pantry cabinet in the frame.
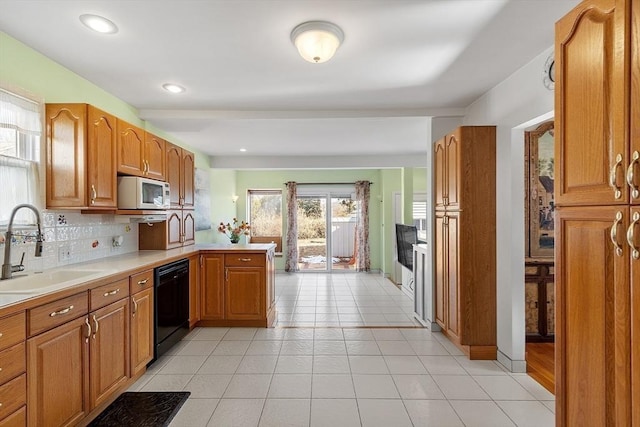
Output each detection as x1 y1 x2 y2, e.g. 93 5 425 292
555 0 639 425
433 126 497 360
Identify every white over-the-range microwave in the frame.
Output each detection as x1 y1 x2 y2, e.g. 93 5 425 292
117 176 170 210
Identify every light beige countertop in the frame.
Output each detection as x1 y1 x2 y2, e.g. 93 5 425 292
0 243 275 313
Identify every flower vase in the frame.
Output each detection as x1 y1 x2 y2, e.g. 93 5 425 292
230 234 240 244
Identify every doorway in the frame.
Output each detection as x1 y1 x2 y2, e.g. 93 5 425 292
523 121 555 394
297 192 357 272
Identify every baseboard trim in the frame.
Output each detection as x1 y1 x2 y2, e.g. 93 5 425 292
497 349 527 373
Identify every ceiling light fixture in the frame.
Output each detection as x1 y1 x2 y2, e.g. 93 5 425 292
79 14 118 34
239 148 247 152
162 83 186 94
290 21 344 64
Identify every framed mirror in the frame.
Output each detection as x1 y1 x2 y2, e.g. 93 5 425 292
525 121 554 259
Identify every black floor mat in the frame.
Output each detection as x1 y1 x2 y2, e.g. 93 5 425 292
88 392 190 427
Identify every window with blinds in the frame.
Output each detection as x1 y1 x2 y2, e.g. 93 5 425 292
0 88 42 225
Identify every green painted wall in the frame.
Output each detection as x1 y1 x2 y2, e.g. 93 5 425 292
235 170 383 271
210 169 237 244
0 31 212 242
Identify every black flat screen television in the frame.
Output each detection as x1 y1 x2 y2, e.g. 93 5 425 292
395 223 418 271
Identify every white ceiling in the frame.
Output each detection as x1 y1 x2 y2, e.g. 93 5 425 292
0 0 579 165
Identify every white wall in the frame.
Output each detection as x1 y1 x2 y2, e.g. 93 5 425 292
463 46 555 372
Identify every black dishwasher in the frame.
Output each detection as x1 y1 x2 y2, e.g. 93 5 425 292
153 258 190 361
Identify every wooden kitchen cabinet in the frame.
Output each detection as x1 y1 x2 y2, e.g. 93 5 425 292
138 209 195 250
130 269 154 376
200 254 224 320
27 282 130 426
27 315 89 427
116 120 145 177
117 125 166 180
166 142 195 209
46 104 117 209
554 0 638 425
225 267 265 321
199 247 276 327
189 255 201 327
130 286 154 376
144 132 166 181
0 312 26 426
89 298 129 409
433 126 496 360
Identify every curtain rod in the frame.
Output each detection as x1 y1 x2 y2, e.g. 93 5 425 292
284 182 374 185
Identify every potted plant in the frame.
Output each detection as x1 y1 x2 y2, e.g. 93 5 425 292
218 218 250 243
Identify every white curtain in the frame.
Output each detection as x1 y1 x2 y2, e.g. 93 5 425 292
285 181 298 272
0 88 42 226
355 180 371 272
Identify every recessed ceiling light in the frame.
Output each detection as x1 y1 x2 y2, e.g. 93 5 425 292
79 14 118 34
162 83 186 94
240 148 247 152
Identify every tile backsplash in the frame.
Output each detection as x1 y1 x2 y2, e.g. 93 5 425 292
0 211 139 273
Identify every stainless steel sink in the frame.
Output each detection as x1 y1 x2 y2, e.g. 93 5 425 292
0 269 107 294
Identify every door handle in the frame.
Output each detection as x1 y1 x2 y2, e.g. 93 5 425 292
627 211 640 260
132 297 138 317
610 211 624 257
610 153 623 199
626 151 640 199
225 268 229 282
85 317 92 343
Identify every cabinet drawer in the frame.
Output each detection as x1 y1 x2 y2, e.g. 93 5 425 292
0 313 25 352
0 343 25 385
225 254 265 267
90 279 130 311
130 269 154 293
0 405 25 427
0 375 25 421
28 293 88 336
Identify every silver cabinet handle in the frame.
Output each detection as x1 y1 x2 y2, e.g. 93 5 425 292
239 258 252 262
225 267 229 282
132 297 138 317
50 305 74 317
610 211 624 257
90 184 97 204
137 279 148 286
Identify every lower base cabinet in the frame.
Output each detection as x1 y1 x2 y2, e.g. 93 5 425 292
27 298 129 426
130 287 154 376
0 406 26 427
199 247 276 327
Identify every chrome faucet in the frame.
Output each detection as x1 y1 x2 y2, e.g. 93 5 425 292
1 204 43 280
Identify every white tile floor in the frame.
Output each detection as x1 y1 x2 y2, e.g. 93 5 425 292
274 273 421 327
129 273 555 426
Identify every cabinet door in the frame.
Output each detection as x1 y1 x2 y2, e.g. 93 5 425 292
445 133 460 209
225 267 265 320
131 287 154 376
46 104 86 208
87 106 117 208
166 143 183 208
144 133 166 181
201 254 224 320
182 150 195 208
555 0 628 206
167 210 183 249
189 256 200 327
630 5 640 206
117 121 145 176
630 207 640 425
555 206 630 426
434 212 446 329
183 210 195 246
27 316 89 427
434 138 446 209
89 298 129 409
445 212 460 341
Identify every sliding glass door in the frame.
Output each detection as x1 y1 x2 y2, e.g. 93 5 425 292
297 191 356 272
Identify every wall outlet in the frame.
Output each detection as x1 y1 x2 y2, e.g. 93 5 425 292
58 245 71 262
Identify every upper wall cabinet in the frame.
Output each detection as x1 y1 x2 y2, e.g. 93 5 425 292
144 132 166 181
555 0 628 207
46 104 117 209
166 142 195 209
116 121 145 177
